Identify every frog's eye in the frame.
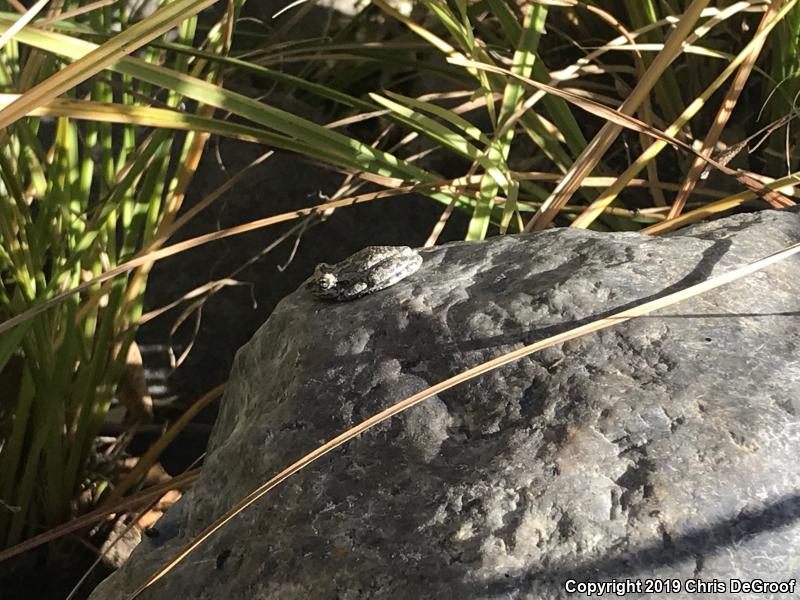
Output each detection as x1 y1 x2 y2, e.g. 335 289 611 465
317 272 337 290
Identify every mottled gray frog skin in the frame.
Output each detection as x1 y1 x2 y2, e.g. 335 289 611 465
309 246 423 301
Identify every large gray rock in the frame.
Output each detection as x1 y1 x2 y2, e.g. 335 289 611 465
91 208 800 599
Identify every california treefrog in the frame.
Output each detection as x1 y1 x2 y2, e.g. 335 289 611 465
309 246 423 301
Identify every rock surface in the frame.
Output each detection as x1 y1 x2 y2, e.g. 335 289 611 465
91 208 800 600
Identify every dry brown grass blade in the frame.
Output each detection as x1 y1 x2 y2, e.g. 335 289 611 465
0 470 200 563
641 172 800 234
518 0 712 231
138 279 243 325
107 385 224 502
668 0 784 219
448 56 793 211
126 239 800 599
6 0 27 14
0 180 442 337
511 171 727 197
37 0 116 26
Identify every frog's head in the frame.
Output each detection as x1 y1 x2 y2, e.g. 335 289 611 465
309 263 339 298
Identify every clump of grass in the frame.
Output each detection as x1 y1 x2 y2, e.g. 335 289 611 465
0 0 228 548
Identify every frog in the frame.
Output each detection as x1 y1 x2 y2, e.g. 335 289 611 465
308 245 423 301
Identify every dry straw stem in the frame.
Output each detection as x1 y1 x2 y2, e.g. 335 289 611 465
667 0 786 219
36 0 118 27
107 384 224 502
641 172 800 234
0 470 200 563
0 181 445 337
522 0 712 231
126 239 800 599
